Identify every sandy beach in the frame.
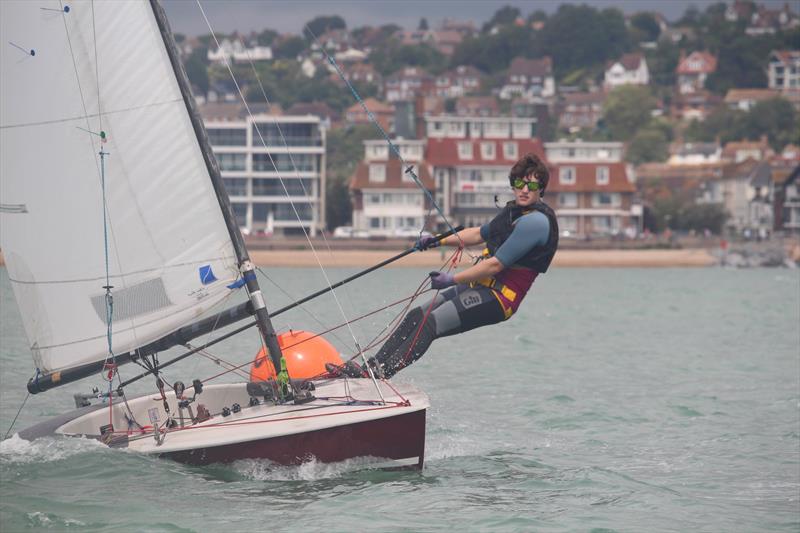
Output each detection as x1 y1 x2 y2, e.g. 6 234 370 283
248 248 718 268
0 248 717 268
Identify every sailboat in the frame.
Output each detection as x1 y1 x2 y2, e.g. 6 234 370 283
1 0 429 468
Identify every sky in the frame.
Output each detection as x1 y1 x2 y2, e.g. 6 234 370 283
162 0 796 37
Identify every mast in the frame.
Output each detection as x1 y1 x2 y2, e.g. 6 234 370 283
148 0 286 378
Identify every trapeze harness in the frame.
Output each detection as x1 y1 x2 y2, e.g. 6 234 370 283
368 201 559 378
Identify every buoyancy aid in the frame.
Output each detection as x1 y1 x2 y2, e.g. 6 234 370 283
485 200 559 273
475 200 559 318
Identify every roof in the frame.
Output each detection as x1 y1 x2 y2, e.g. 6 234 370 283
548 162 635 193
454 96 499 115
614 52 644 71
386 66 433 82
508 56 552 77
287 101 339 120
562 91 606 105
677 51 718 74
724 88 779 103
635 162 726 180
722 158 760 179
346 98 394 114
432 30 463 45
425 138 545 167
771 50 800 65
672 142 720 157
444 65 482 79
721 137 771 158
350 159 434 190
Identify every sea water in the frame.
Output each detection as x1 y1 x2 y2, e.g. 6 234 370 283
1 266 798 532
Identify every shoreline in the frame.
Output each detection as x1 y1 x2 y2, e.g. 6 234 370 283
0 248 717 268
247 248 718 268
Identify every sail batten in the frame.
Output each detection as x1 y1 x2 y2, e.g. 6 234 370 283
1 0 240 374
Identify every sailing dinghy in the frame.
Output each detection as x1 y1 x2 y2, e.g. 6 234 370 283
1 0 429 468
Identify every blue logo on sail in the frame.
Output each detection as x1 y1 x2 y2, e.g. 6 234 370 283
199 265 218 285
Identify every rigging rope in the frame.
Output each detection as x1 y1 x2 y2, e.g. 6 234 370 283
196 0 384 396
3 391 31 440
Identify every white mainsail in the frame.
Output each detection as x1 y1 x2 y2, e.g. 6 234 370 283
0 1 239 374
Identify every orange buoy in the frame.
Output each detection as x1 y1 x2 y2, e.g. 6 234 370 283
249 330 343 381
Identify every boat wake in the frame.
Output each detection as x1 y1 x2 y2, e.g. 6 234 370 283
231 455 409 481
0 433 106 464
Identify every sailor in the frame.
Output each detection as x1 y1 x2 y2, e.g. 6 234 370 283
331 153 559 379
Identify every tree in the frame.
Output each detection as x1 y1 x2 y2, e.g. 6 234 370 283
537 5 630 79
418 18 429 31
685 97 796 150
273 36 306 60
482 5 521 32
626 128 669 165
304 15 346 38
602 85 656 141
371 42 447 76
257 29 278 47
629 12 661 43
645 40 680 87
185 46 209 95
706 37 768 94
450 25 535 73
742 98 797 150
325 125 375 229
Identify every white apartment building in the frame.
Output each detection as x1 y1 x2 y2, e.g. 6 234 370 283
424 114 537 140
201 105 325 237
768 50 800 92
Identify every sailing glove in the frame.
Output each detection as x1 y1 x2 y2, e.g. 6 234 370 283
415 235 441 251
429 271 456 290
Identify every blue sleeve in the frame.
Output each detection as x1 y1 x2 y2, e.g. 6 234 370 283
493 211 550 267
480 223 490 241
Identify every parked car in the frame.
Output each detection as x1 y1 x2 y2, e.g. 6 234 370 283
333 226 353 238
393 227 431 239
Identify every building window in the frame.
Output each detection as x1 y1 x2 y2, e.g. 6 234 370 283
217 153 246 171
457 142 473 160
208 128 246 146
558 192 578 207
369 218 381 229
559 166 576 185
503 142 518 160
231 203 247 228
223 178 248 197
559 215 578 233
369 164 386 182
596 166 610 185
403 164 418 182
480 142 495 160
592 192 620 206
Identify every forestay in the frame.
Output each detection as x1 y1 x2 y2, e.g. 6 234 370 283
0 1 238 374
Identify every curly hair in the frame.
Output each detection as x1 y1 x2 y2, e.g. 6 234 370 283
509 153 549 196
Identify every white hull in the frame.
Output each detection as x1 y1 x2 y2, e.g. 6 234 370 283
21 379 429 468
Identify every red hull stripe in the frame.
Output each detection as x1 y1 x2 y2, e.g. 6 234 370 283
161 409 426 468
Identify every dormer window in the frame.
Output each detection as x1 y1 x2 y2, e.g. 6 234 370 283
596 166 610 185
480 142 495 160
503 142 518 160
403 164 417 183
559 166 576 185
457 142 473 160
369 164 386 182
